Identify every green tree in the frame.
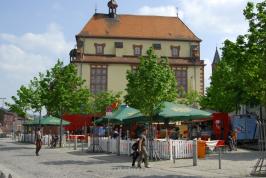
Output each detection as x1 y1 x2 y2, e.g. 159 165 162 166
6 85 32 117
92 91 122 114
125 48 177 120
201 1 266 113
39 60 91 146
39 60 91 117
177 90 202 108
7 60 92 146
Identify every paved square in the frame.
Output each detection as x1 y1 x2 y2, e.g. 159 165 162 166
0 138 258 178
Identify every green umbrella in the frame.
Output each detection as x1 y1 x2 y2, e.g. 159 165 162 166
95 105 140 125
40 116 70 126
158 101 211 121
123 112 163 123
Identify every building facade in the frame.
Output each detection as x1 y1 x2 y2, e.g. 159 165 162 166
70 0 205 96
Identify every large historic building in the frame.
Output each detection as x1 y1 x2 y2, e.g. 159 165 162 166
70 0 205 95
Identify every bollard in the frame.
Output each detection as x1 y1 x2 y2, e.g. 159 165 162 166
81 140 84 152
169 140 173 161
218 147 221 169
74 136 77 150
107 137 110 153
193 139 198 166
173 145 176 164
0 171 6 178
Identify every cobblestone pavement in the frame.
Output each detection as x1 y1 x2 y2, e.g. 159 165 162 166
0 138 259 178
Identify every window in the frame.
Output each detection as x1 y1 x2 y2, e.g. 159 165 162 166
90 65 107 94
94 43 105 55
172 67 187 93
171 46 180 57
133 45 142 56
190 45 199 58
153 43 161 50
115 42 123 48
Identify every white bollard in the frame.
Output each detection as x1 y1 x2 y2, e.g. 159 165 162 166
169 140 173 160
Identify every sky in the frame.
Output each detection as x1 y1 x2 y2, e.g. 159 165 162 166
0 0 260 106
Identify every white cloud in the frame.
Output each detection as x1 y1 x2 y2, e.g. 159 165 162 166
138 6 181 18
136 0 255 90
0 44 50 81
0 23 72 57
204 58 213 91
178 0 249 35
0 23 74 102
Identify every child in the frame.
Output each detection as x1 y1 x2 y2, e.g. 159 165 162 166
130 139 139 167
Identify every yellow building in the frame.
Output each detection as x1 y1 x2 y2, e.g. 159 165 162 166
70 0 205 95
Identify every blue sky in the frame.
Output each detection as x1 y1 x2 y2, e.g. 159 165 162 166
0 0 259 106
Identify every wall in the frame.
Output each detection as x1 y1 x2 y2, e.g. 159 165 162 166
82 38 198 58
108 64 131 94
187 66 202 94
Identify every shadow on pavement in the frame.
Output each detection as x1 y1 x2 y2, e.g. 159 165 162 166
0 146 34 151
205 151 259 161
170 165 193 169
89 154 130 163
15 154 36 157
112 165 133 170
41 160 106 166
122 175 203 178
67 151 91 156
7 141 34 146
41 153 130 166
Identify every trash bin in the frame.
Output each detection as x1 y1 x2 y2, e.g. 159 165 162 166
197 140 206 158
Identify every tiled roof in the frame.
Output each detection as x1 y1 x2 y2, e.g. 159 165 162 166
77 14 201 42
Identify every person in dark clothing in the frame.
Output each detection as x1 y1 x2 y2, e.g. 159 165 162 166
227 131 234 151
130 139 140 167
35 128 42 156
50 135 58 148
137 128 150 168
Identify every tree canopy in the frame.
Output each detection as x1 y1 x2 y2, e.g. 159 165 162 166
7 60 92 118
201 0 266 113
125 48 177 119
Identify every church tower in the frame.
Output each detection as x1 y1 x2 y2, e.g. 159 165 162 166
212 47 220 74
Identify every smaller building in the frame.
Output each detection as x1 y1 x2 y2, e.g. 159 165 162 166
0 108 24 134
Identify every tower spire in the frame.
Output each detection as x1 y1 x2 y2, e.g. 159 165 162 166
108 0 118 18
212 47 221 74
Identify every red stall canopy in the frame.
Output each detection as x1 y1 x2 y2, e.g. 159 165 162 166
63 114 93 131
212 112 231 140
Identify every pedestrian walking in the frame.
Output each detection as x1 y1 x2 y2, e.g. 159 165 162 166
130 138 140 167
232 129 238 151
35 128 42 156
137 128 150 168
